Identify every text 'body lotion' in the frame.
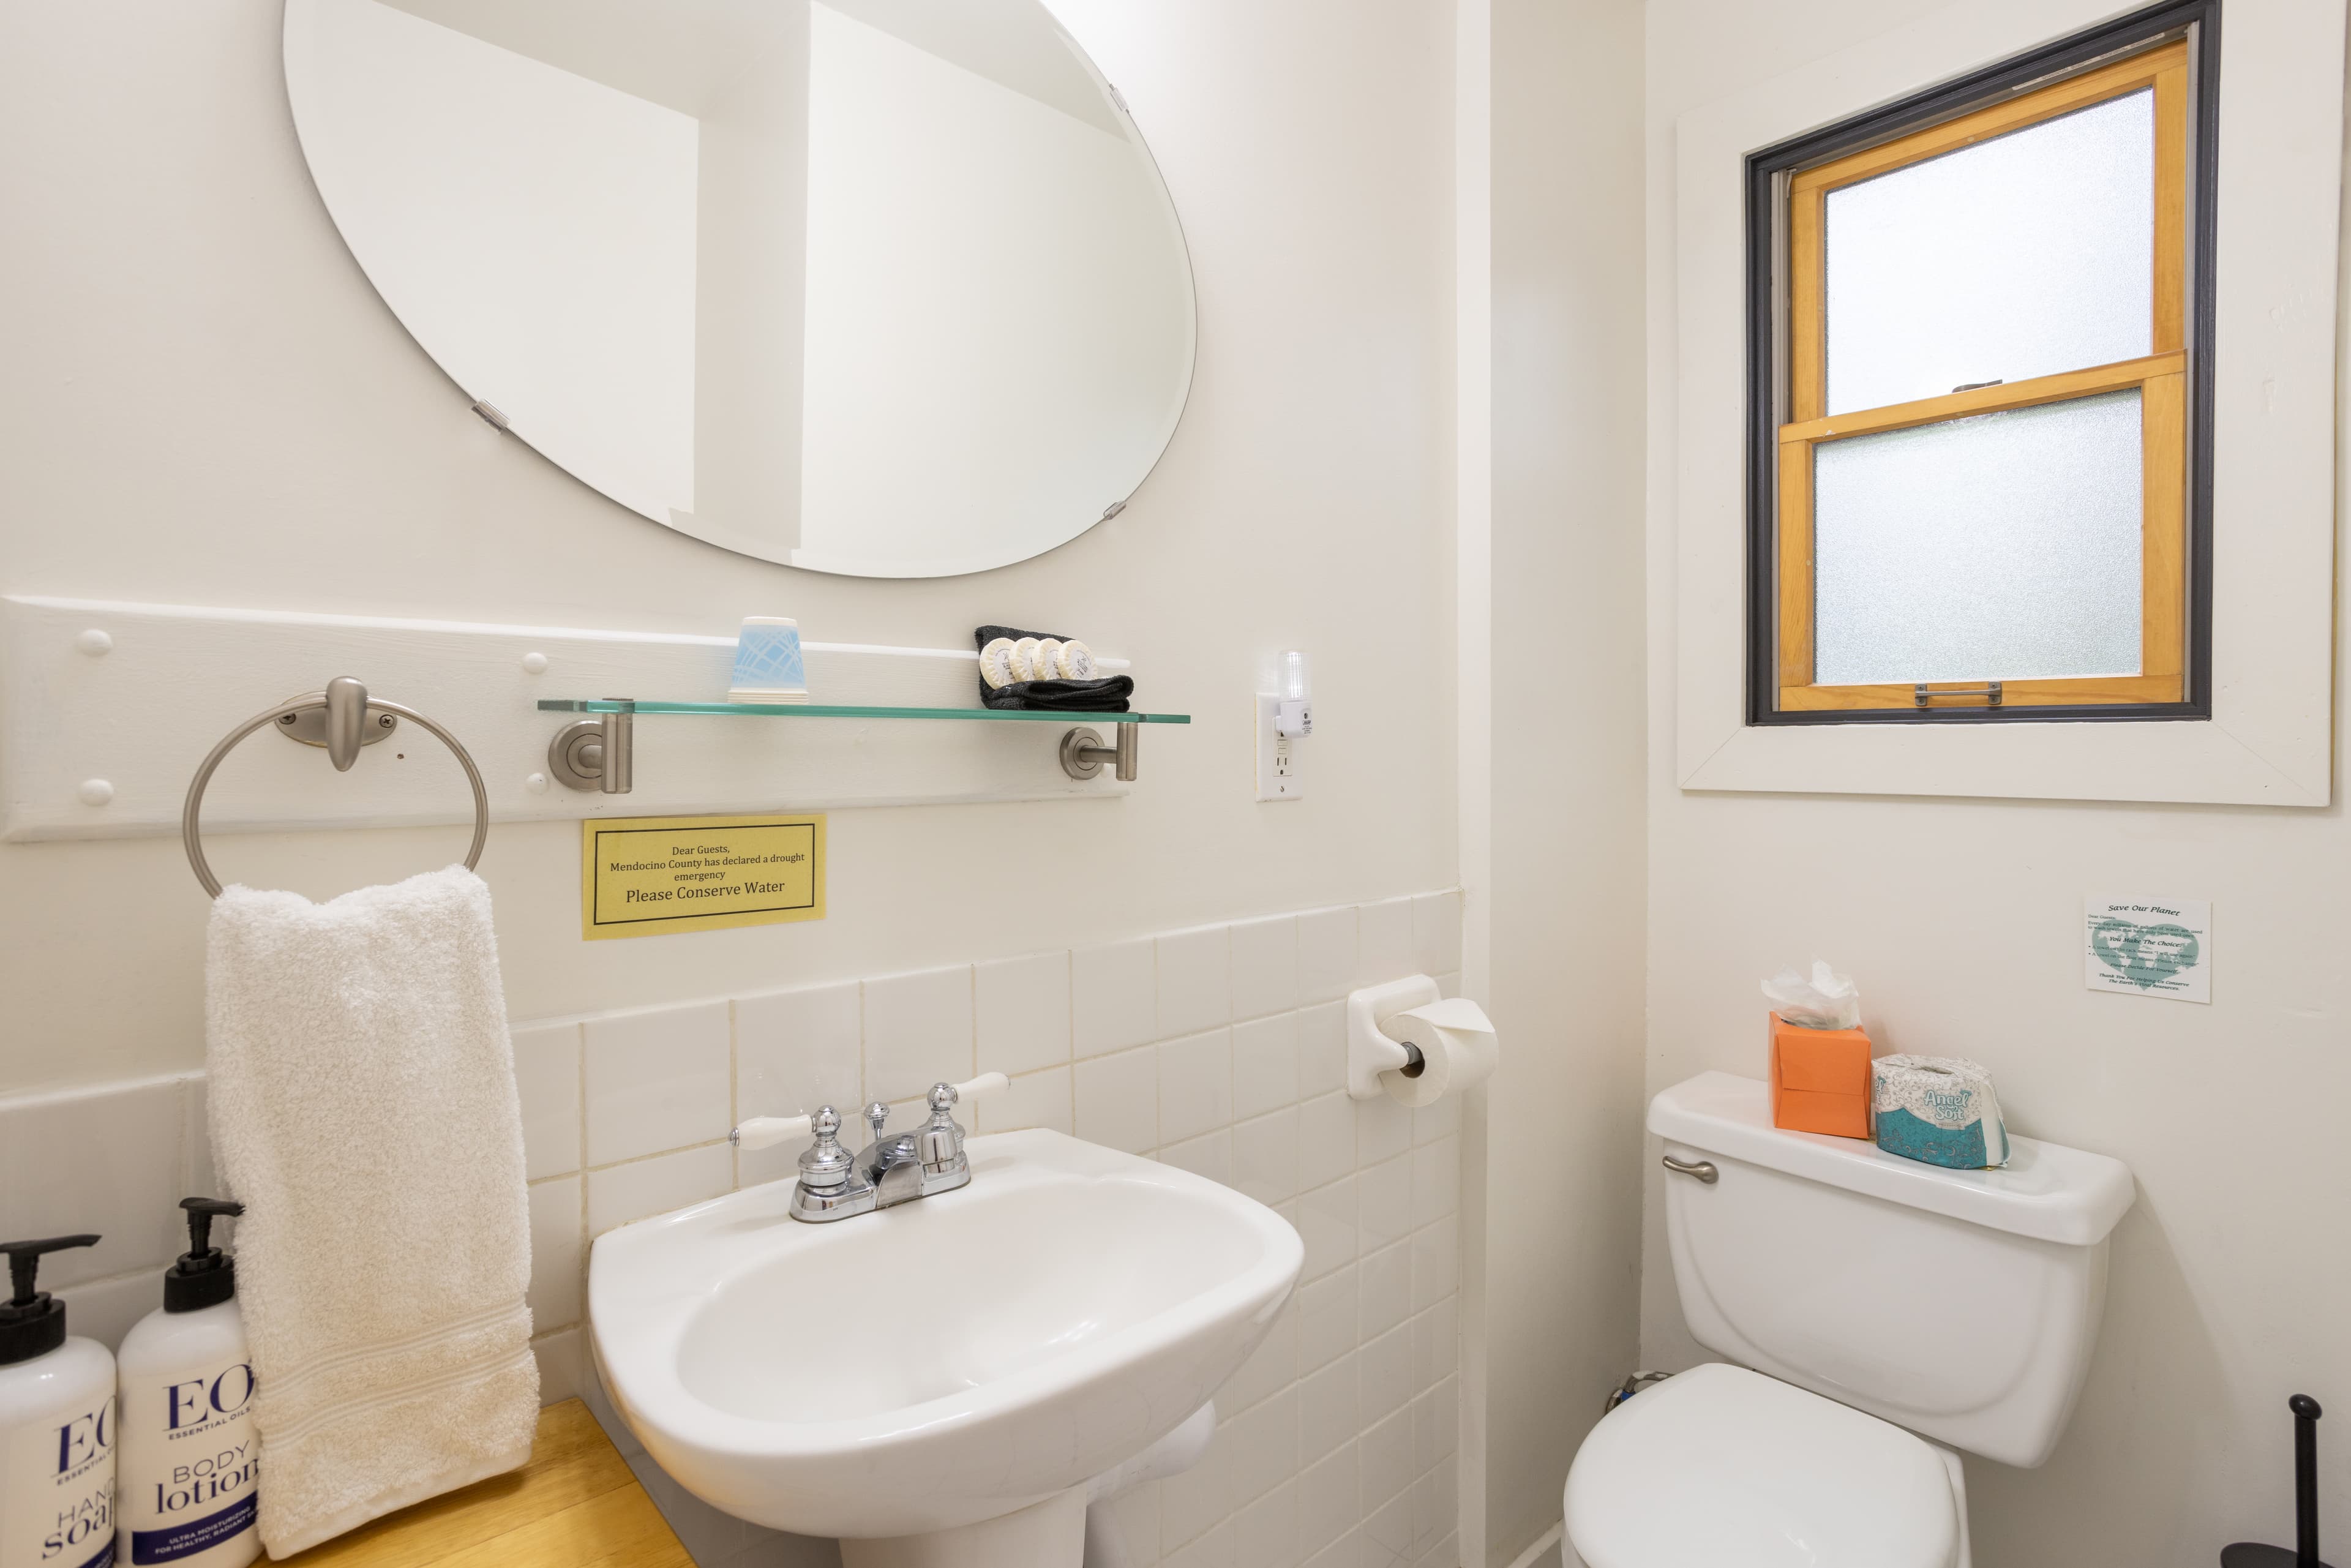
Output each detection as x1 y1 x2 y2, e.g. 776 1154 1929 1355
115 1201 257 1568
0 1234 116 1568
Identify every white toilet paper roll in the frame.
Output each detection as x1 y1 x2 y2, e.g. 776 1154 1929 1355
1378 997 1499 1108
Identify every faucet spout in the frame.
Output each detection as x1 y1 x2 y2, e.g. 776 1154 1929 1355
871 1154 929 1208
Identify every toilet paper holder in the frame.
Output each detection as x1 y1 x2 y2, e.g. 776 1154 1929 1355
1346 975 1496 1100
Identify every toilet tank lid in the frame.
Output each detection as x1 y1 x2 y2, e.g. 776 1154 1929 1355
1649 1073 2134 1247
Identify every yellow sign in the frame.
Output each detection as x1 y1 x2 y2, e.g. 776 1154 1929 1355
581 814 825 940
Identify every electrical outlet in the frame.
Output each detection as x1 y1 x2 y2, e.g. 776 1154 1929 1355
1256 693 1303 801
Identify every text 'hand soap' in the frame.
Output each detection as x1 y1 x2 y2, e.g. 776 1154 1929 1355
0 1234 116 1568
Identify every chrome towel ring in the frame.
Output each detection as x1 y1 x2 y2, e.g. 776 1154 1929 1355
182 677 489 898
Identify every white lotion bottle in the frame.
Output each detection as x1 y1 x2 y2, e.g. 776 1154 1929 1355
0 1234 117 1568
114 1201 257 1568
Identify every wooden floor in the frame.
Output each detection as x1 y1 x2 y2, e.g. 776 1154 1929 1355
270 1400 692 1568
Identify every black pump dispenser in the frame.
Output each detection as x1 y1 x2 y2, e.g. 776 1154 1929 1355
0 1234 100 1365
163 1197 244 1314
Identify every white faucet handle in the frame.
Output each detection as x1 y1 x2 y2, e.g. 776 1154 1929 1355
730 1111 814 1152
951 1072 1010 1101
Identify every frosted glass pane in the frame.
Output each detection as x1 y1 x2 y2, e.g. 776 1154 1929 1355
1824 91 2153 415
1812 390 2143 685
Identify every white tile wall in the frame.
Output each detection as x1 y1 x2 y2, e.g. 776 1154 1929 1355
977 1062 1072 1136
736 983 860 1119
1157 925 1233 1038
1160 1030 1235 1144
860 966 974 1104
1295 907 1360 1004
1231 916 1302 1022
584 1002 731 1166
1076 1045 1161 1154
0 891 1466 1568
1073 936 1158 1055
0 1075 234 1353
1234 1013 1301 1123
1355 898 1417 987
973 951 1071 1077
510 1021 583 1181
586 1142 734 1235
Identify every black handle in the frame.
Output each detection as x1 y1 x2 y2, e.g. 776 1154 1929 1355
179 1197 244 1260
0 1235 101 1308
2295 1395 2323 1568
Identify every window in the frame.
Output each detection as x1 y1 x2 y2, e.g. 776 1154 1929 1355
1747 10 2216 722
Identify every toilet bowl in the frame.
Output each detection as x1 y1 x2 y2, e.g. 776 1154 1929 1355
1562 1364 1969 1568
1560 1072 2135 1567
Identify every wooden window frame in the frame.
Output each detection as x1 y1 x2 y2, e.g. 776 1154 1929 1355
1744 2 2220 726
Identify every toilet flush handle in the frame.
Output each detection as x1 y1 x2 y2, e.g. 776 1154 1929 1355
1662 1153 1719 1185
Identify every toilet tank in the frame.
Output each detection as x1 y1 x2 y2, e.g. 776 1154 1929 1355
1651 1072 2134 1468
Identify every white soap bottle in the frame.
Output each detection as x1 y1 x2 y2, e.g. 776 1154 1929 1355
0 1234 117 1568
114 1201 258 1568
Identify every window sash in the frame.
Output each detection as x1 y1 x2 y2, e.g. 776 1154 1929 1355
1772 38 2190 713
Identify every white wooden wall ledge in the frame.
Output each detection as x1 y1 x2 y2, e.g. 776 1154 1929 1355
1 596 1135 841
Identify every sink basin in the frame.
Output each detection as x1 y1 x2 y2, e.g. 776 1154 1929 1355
588 1128 1303 1559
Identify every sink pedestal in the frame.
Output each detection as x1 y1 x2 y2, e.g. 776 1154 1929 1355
838 1488 1086 1568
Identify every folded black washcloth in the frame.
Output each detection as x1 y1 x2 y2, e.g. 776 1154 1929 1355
975 625 1134 712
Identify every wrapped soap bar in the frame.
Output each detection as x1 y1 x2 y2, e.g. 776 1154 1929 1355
1873 1055 2010 1169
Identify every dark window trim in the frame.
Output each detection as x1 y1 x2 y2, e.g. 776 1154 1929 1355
1742 0 2221 727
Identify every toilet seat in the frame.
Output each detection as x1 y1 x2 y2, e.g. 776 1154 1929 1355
1562 1364 1963 1568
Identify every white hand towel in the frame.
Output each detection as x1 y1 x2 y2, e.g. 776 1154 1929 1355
204 865 537 1557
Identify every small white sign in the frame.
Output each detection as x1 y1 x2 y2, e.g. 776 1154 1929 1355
2085 895 2210 1003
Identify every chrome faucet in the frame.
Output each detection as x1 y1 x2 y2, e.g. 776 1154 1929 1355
732 1074 1004 1224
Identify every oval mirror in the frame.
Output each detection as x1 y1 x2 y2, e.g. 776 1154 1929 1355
283 0 1196 577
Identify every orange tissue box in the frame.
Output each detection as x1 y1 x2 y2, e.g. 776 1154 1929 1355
1768 1012 1873 1139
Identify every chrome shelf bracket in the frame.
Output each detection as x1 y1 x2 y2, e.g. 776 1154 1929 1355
1060 724 1139 781
549 701 634 793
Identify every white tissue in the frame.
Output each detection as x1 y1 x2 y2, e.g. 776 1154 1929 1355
1762 959 1862 1030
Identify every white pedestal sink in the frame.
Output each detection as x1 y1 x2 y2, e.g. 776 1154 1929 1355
588 1128 1303 1567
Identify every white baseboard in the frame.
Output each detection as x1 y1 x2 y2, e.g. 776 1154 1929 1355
1505 1523 1564 1568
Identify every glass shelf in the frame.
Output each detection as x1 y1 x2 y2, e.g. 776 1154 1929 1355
537 699 1188 724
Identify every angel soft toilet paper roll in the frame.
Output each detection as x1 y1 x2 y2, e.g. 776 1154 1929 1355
1872 1054 2010 1169
1379 997 1499 1109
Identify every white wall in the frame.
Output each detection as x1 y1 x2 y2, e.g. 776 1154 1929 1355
1643 4 2351 1564
0 0 1458 1098
1476 0 1649 1563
